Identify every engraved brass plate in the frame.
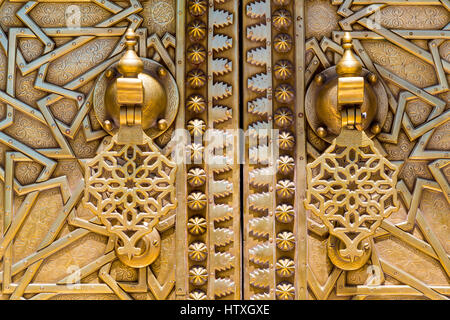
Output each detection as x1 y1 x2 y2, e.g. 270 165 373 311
0 0 448 300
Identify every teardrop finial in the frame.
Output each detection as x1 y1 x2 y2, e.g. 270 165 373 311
336 32 362 77
342 32 353 48
117 28 144 78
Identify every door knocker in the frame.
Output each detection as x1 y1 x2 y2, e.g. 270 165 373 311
83 29 179 268
304 33 399 271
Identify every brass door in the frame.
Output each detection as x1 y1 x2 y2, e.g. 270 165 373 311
0 0 448 300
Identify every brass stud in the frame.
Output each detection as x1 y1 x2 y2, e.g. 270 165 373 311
158 119 168 131
272 9 292 30
104 120 113 131
158 68 167 77
367 73 378 84
273 33 292 53
314 74 325 85
371 122 381 135
317 126 327 138
187 20 207 42
105 69 115 79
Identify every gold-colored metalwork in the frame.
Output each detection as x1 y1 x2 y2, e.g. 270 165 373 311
85 29 178 269
243 0 306 300
0 0 448 301
336 33 365 117
336 33 362 78
116 29 145 105
302 0 450 301
305 33 388 141
337 77 365 106
94 31 178 140
304 33 400 271
0 0 186 300
84 134 177 266
115 229 161 268
305 129 399 270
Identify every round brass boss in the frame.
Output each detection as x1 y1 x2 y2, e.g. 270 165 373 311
104 72 168 131
305 67 388 143
315 74 378 135
93 58 179 139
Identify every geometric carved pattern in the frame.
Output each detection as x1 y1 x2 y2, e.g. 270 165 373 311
182 0 240 300
305 0 450 300
243 0 306 300
0 0 448 300
84 135 176 257
0 0 179 300
305 130 399 262
244 0 277 300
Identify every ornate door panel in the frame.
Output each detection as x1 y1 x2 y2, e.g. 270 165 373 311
0 0 187 300
301 0 450 300
0 0 242 300
176 0 241 300
0 0 448 301
242 0 307 300
241 0 450 300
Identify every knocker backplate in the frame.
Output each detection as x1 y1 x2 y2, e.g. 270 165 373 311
93 58 179 139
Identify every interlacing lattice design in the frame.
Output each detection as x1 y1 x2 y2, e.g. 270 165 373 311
304 0 450 300
0 0 448 301
305 131 399 261
84 135 177 257
0 0 181 300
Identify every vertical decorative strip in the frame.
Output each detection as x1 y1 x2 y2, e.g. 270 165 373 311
207 0 240 300
182 0 240 300
293 0 307 300
243 0 274 300
175 0 187 300
230 0 242 299
272 0 298 301
244 0 306 300
185 0 209 301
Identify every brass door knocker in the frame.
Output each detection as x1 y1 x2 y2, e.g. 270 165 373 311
304 33 399 271
83 29 179 268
